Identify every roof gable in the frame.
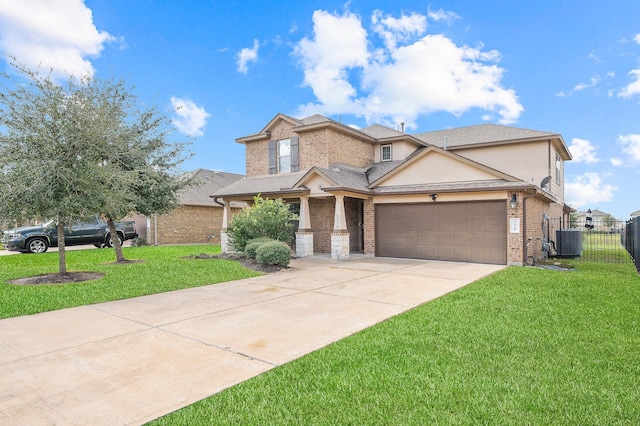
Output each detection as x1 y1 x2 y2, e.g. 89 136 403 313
370 146 518 188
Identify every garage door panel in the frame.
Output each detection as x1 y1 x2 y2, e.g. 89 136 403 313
375 201 507 265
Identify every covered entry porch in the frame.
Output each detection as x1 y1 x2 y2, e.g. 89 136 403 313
218 190 369 261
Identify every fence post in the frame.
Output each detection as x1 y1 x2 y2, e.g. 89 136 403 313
633 218 640 272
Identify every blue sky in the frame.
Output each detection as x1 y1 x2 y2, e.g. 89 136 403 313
1 0 639 218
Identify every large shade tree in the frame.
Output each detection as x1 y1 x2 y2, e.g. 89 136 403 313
0 58 191 273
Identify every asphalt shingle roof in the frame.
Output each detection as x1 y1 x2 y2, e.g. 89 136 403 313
414 124 557 148
211 172 307 197
318 165 370 192
359 124 404 139
179 169 244 206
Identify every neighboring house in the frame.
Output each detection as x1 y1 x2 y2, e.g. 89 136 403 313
213 113 572 265
630 210 640 220
133 169 245 245
575 209 617 232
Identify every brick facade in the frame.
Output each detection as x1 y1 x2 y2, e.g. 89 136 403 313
309 198 333 253
148 205 242 245
244 119 375 176
328 132 374 168
363 198 375 255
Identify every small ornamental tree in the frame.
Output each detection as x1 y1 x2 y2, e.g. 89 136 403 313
227 195 298 252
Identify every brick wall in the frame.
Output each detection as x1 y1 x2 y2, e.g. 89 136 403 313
245 120 296 176
309 198 333 253
507 192 524 264
245 140 268 177
148 205 241 245
523 195 550 262
328 131 374 168
363 198 375 255
245 118 376 176
299 128 330 169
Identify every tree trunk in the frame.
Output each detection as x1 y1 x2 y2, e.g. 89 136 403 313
107 217 126 262
57 221 67 274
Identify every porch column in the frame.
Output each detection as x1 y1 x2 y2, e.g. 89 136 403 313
296 196 314 257
331 195 350 261
220 199 233 253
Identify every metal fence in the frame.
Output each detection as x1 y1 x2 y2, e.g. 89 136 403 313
624 217 640 272
549 217 634 265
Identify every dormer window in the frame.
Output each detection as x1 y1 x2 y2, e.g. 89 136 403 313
279 139 291 173
381 144 392 162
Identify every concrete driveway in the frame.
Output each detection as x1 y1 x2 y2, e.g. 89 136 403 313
0 255 504 425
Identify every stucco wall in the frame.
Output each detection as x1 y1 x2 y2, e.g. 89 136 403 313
454 141 565 205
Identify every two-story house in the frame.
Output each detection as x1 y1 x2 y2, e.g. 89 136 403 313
213 113 572 265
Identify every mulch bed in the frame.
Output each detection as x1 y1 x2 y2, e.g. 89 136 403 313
8 254 286 286
9 272 105 285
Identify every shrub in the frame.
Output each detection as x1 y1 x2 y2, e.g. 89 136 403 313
130 237 149 247
244 237 275 259
228 195 298 252
255 241 291 267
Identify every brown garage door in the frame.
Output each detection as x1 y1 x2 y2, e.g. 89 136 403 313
375 201 507 264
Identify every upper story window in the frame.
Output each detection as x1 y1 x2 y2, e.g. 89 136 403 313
278 139 291 173
268 136 299 174
381 144 392 162
555 152 561 184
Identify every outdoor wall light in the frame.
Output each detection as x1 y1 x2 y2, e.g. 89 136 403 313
510 193 517 209
431 193 437 202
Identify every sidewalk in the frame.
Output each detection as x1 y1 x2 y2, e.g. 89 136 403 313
0 256 504 425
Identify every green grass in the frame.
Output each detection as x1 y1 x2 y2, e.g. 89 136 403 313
152 262 640 425
0 245 260 319
581 232 631 262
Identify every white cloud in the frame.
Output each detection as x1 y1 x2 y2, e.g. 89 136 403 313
170 97 210 137
618 134 640 162
588 51 601 63
294 9 523 128
236 39 259 74
634 34 640 44
372 10 426 51
610 157 623 166
427 7 461 24
565 172 617 209
0 0 117 79
568 138 600 164
574 75 601 91
619 69 640 98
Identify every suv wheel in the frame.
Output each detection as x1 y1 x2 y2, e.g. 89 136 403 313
27 237 49 253
106 234 124 248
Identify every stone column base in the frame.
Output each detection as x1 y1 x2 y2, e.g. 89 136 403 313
220 231 233 253
296 231 314 258
331 233 350 261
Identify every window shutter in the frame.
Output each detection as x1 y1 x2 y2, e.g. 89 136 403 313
290 136 299 172
268 140 276 174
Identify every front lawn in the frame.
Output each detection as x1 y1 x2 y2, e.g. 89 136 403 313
0 245 260 319
152 262 640 425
